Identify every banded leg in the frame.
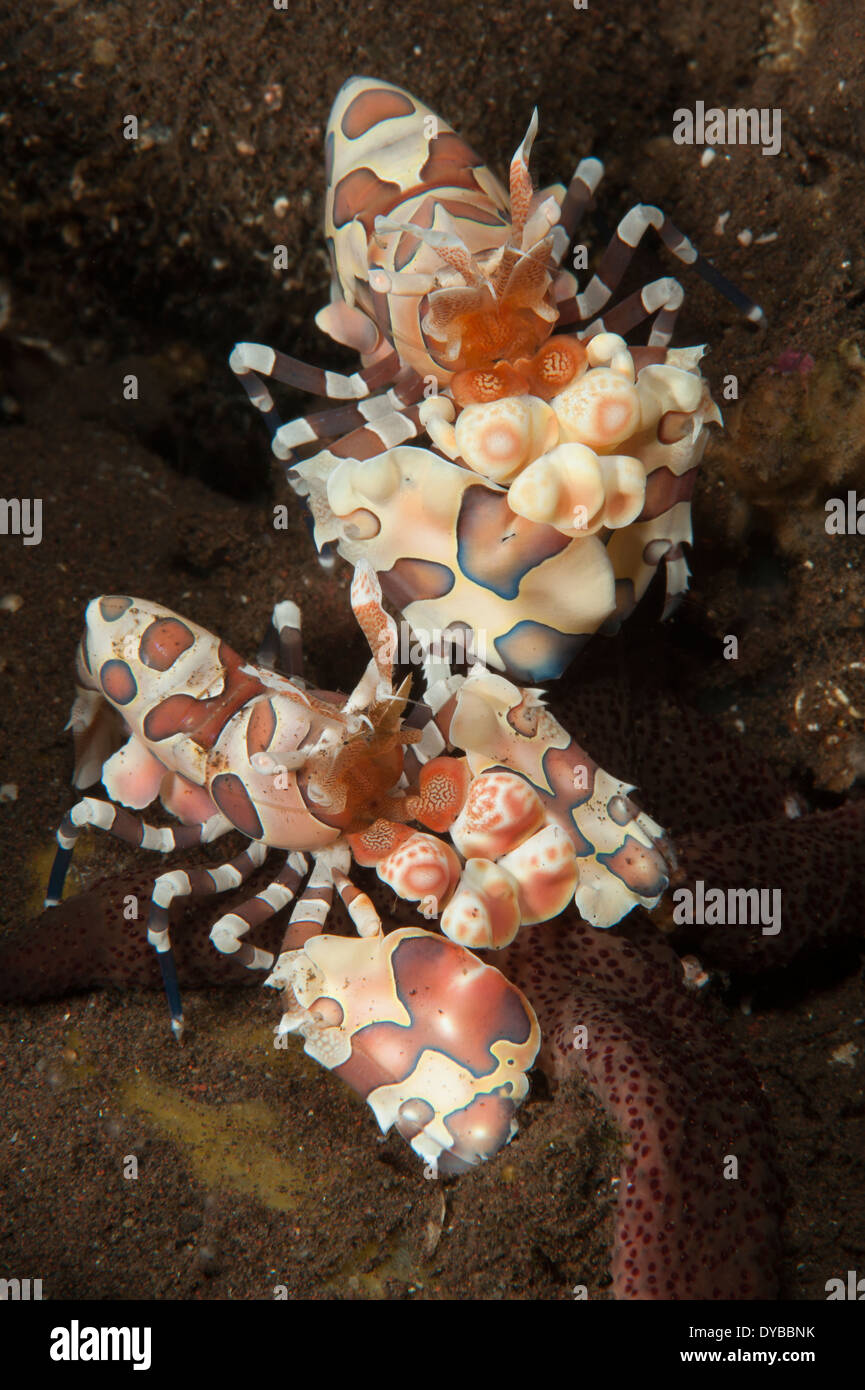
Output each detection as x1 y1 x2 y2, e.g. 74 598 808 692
575 203 764 326
285 404 424 485
147 840 269 1039
552 156 605 259
208 851 308 970
580 276 685 348
45 796 229 907
268 852 339 963
271 367 425 464
318 401 423 464
331 865 381 937
257 599 304 679
266 846 381 998
229 340 403 447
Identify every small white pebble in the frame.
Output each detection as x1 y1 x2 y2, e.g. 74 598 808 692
754 231 779 245
273 196 290 219
263 83 284 112
737 228 753 247
700 147 716 168
829 1043 858 1067
714 210 731 236
0 783 18 802
0 594 23 613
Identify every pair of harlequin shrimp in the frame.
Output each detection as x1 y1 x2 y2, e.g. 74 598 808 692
46 564 670 1171
49 76 757 1172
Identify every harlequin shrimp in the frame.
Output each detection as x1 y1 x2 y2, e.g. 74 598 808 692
45 564 670 1169
231 76 760 683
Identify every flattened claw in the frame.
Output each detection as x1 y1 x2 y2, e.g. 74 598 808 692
271 927 540 1173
